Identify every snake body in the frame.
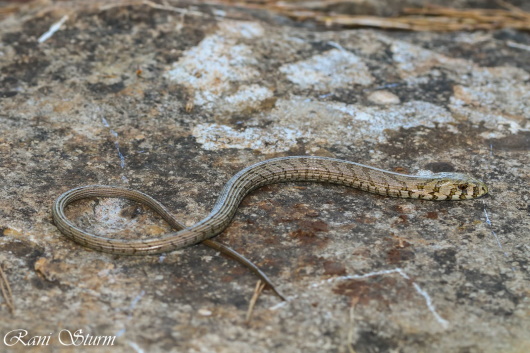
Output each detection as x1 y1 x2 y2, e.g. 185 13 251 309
52 156 488 255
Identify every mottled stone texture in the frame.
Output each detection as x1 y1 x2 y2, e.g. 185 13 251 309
1 1 529 352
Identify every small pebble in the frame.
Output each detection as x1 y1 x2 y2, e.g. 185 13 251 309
367 90 400 105
198 308 213 316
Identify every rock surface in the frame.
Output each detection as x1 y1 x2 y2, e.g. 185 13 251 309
0 1 529 352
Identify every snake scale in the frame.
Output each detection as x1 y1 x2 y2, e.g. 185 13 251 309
52 156 487 298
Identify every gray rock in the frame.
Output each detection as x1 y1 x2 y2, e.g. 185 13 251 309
0 1 528 352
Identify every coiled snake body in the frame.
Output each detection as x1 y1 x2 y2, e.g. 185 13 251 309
53 156 488 255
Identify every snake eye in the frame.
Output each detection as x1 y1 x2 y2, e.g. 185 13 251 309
458 183 468 191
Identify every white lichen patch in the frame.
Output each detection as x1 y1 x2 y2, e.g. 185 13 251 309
388 38 472 79
224 84 273 110
449 67 530 135
270 97 453 145
192 123 302 153
194 98 456 153
165 21 263 109
384 36 530 135
192 97 454 154
279 49 374 90
218 21 264 39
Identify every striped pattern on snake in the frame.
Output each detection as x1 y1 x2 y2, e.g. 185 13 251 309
52 156 488 255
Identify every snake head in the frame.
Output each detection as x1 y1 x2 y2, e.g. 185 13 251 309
430 172 489 200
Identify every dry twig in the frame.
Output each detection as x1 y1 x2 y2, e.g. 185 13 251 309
5 0 527 32
245 280 265 323
202 0 530 31
0 263 15 315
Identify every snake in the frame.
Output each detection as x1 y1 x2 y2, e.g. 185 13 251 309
52 156 488 297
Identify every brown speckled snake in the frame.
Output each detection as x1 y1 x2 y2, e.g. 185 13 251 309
52 156 488 298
